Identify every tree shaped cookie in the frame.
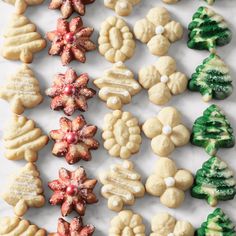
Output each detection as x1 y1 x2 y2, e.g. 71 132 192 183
50 115 99 164
192 156 236 207
0 64 43 114
142 106 190 157
98 16 136 63
188 6 232 53
94 62 141 110
109 210 146 236
99 160 145 212
146 158 193 208
191 104 235 156
151 213 194 236
188 53 233 102
46 68 96 116
0 216 46 236
3 114 48 162
102 110 142 159
2 163 45 217
196 208 236 236
139 56 187 105
2 14 46 63
134 7 183 56
104 0 141 16
48 166 98 217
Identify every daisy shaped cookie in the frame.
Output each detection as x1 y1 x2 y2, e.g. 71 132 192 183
146 158 193 208
134 6 183 56
139 56 187 105
142 107 190 157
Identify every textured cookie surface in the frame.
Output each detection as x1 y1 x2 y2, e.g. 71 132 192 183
3 114 48 162
94 62 141 110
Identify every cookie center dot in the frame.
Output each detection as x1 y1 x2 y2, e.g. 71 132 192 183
66 132 78 144
164 177 175 187
162 125 172 135
161 75 169 83
65 32 76 44
66 184 78 196
155 25 165 35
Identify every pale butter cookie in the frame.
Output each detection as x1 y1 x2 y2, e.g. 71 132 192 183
163 0 179 3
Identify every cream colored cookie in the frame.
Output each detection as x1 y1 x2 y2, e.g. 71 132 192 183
146 158 193 208
3 0 44 14
151 213 194 236
3 114 48 162
109 210 146 236
99 160 145 211
2 163 45 216
1 14 46 63
0 64 43 114
0 216 46 236
94 62 141 110
139 56 187 105
98 16 136 63
104 0 141 16
163 0 179 3
142 106 190 157
134 6 183 56
102 110 142 159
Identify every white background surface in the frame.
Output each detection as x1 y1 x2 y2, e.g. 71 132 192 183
0 0 236 235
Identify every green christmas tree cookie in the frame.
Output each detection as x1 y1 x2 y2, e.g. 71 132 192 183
192 156 236 206
188 6 232 52
188 54 233 102
191 104 235 155
196 208 236 236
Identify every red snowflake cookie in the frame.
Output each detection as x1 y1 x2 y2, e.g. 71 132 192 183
46 68 96 116
47 17 96 65
50 115 99 164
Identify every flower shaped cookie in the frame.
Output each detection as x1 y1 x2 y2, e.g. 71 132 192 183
151 213 194 236
98 16 136 63
139 56 187 105
142 107 190 157
134 7 183 56
146 158 194 208
102 110 142 159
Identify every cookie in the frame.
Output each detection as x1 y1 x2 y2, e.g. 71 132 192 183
0 216 46 236
94 62 141 110
2 163 45 217
191 104 235 156
146 158 193 208
188 53 233 102
48 166 98 217
49 217 95 236
46 68 96 116
104 0 141 16
151 213 194 236
50 115 99 164
2 14 46 63
102 110 142 159
3 114 48 162
134 7 183 56
162 0 179 3
47 17 96 65
142 106 190 157
196 208 236 236
205 0 215 4
188 7 232 53
99 160 145 212
109 210 145 236
191 156 236 207
0 64 43 114
98 16 136 63
49 0 95 19
139 56 187 105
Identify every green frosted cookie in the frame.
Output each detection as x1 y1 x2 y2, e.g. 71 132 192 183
188 54 233 102
188 6 232 52
191 104 235 155
192 156 236 206
196 208 236 236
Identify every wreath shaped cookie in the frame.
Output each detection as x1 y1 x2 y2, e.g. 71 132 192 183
146 158 194 208
134 7 183 56
142 106 190 157
139 56 187 105
98 16 136 63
